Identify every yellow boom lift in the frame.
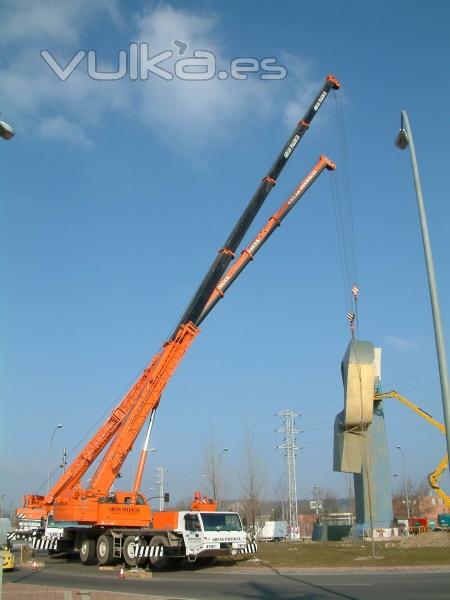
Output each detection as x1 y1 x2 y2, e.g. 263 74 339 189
375 390 449 508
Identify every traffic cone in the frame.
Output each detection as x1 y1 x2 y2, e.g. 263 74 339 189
119 566 125 579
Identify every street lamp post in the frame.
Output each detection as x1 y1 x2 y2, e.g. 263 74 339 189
396 446 410 519
217 447 228 509
395 111 450 464
313 485 320 516
47 424 63 494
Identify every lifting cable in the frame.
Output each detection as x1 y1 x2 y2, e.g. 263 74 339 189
330 88 367 430
331 89 360 336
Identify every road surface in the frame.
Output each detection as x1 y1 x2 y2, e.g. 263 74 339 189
4 557 450 599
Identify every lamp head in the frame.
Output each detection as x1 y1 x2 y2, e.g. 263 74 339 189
57 424 63 429
395 128 409 150
0 120 15 140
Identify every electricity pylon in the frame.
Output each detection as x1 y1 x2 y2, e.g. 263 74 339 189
277 410 301 539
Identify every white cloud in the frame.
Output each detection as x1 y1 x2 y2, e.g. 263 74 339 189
385 336 415 350
0 1 80 44
0 2 133 148
279 53 319 127
0 2 317 151
132 5 273 147
0 0 123 44
37 115 93 148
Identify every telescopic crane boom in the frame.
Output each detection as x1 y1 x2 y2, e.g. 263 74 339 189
60 156 335 518
131 155 336 493
20 75 340 529
172 75 340 334
198 155 336 325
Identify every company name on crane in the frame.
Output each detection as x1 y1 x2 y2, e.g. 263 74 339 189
287 169 318 206
247 238 262 254
283 134 301 159
313 91 328 111
217 275 231 291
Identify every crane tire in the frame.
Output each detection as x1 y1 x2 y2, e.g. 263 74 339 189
148 535 170 570
79 536 97 565
96 534 114 565
123 536 147 567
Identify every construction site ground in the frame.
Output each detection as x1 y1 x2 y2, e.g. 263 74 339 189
3 534 450 600
246 531 450 568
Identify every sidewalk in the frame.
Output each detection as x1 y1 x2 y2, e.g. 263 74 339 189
2 584 167 600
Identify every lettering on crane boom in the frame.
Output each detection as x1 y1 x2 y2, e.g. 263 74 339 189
313 91 327 111
283 134 300 159
109 507 140 513
287 169 318 206
248 238 262 254
217 275 231 291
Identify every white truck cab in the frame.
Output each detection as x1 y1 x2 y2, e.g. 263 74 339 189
179 511 248 559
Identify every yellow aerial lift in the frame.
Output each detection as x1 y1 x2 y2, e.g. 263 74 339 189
375 390 449 508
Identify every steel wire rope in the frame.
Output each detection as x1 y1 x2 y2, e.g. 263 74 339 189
333 91 359 294
329 173 352 317
330 89 366 434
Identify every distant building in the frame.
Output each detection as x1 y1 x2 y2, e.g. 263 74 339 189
417 492 449 521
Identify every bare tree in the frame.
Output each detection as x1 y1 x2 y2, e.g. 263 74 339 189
310 486 340 516
174 495 194 511
202 437 228 508
410 477 430 516
322 489 340 514
411 478 429 503
392 475 407 517
273 478 286 521
392 476 427 517
239 431 265 536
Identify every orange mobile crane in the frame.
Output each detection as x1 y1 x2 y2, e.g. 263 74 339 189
14 76 339 568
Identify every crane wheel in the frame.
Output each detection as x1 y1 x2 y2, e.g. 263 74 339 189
96 534 114 565
79 536 97 565
123 536 148 567
148 535 170 571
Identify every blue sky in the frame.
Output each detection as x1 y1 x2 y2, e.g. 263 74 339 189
1 0 449 510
